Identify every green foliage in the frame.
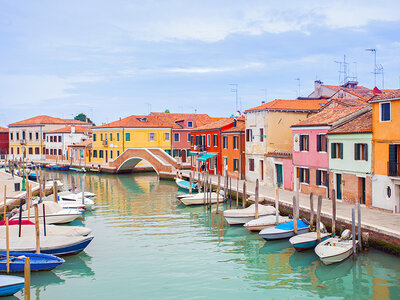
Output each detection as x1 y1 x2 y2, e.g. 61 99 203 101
164 109 170 113
74 113 96 126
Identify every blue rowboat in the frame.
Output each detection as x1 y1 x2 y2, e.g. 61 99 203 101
259 219 310 241
28 172 37 180
46 164 70 171
0 275 24 296
0 252 64 272
289 232 331 251
175 178 197 192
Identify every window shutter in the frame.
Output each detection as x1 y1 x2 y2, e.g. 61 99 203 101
300 135 304 151
364 144 368 161
299 169 303 182
354 144 358 160
306 136 309 151
340 144 343 159
316 170 321 185
317 135 321 152
306 169 310 183
331 143 336 158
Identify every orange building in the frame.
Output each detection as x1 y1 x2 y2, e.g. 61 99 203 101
370 90 400 211
221 120 245 179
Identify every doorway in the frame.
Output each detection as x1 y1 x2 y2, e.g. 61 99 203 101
182 149 187 163
260 160 264 181
105 150 108 163
359 177 366 204
276 164 283 188
336 174 342 200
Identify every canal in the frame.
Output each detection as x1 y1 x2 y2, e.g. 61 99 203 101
11 171 400 299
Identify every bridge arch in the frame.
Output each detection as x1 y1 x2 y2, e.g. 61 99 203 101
117 157 159 174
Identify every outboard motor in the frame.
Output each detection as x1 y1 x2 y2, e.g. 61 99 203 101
301 218 310 225
341 229 352 240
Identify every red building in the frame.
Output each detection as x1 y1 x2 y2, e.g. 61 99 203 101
0 127 9 156
190 118 241 175
221 121 245 179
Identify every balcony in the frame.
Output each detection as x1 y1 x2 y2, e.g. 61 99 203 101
19 139 27 145
193 145 207 152
388 161 400 177
102 140 108 147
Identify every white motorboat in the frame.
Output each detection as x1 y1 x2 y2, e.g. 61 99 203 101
259 219 310 241
0 222 92 237
180 191 224 206
223 204 276 225
315 230 358 265
244 215 290 232
10 202 82 224
60 191 96 198
57 194 94 210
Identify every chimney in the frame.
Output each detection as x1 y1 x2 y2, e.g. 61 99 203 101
314 80 323 97
71 126 75 134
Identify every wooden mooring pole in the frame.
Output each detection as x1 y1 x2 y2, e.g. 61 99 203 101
317 196 322 243
255 179 259 219
332 190 336 236
189 172 193 194
358 201 362 251
6 217 9 274
293 196 297 235
352 207 356 256
242 181 246 208
216 174 220 214
3 185 6 220
24 257 31 300
309 193 314 228
34 204 40 254
275 185 279 225
236 177 239 209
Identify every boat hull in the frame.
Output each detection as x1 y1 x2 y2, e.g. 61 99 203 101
260 227 310 240
0 252 64 272
46 165 70 171
315 238 358 265
244 216 290 232
11 212 82 224
224 216 257 225
290 234 330 251
180 193 224 205
0 275 24 296
175 179 197 192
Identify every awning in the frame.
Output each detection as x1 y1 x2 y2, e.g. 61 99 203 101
197 153 218 161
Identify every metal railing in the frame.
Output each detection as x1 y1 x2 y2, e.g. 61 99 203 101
102 140 108 146
388 161 400 177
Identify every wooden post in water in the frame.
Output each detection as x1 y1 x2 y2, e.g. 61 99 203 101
18 198 23 237
197 173 201 192
6 217 9 274
24 257 30 300
28 186 32 221
242 181 246 208
3 185 6 220
229 177 232 208
236 177 239 209
357 201 362 251
317 196 322 243
82 174 85 205
309 193 314 228
34 204 40 253
42 203 46 236
275 186 279 225
71 176 76 194
255 179 259 219
216 174 220 214
189 172 193 194
293 196 298 235
352 207 356 256
53 181 57 202
42 174 46 199
332 190 336 236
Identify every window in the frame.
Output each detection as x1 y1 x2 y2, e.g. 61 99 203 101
28 147 33 154
99 150 104 158
249 158 255 171
110 150 113 159
50 136 53 142
29 132 32 140
58 136 61 142
35 132 39 140
233 159 239 171
58 149 62 155
187 121 193 128
260 128 264 142
101 133 103 141
110 133 113 141
190 135 194 146
35 147 39 154
126 133 130 141
16 147 19 154
316 170 328 187
300 135 309 151
299 168 310 184
22 131 25 140
165 133 170 141
16 132 19 140
317 134 327 152
331 143 343 159
10 133 13 141
10 147 13 154
42 147 45 154
149 133 155 142
222 136 228 149
43 133 45 140
117 132 120 141
213 134 218 147
117 150 120 157
93 134 96 142
93 150 97 158
355 143 368 161
233 136 239 149
105 133 108 141
174 133 180 142
380 102 391 121
246 129 253 142
207 134 210 147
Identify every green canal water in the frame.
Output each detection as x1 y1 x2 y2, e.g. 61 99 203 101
9 172 400 299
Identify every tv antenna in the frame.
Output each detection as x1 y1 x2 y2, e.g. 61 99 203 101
229 84 239 112
295 78 301 97
334 55 349 85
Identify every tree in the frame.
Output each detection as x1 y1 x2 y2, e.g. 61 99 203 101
164 109 170 113
74 113 96 126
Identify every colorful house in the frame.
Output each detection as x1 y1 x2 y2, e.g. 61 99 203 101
8 115 91 161
369 90 400 211
221 120 245 179
291 100 369 199
327 109 372 205
150 112 215 163
244 98 328 189
0 127 9 157
67 139 92 166
190 118 239 175
91 115 172 165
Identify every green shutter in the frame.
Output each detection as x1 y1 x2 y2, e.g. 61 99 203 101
354 144 358 160
340 144 343 159
364 144 368 161
331 143 336 158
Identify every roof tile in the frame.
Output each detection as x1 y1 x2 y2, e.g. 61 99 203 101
245 99 328 112
328 110 372 134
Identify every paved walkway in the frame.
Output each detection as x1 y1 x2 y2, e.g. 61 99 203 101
180 170 400 243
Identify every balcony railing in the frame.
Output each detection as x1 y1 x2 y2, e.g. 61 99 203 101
388 161 400 177
102 140 108 146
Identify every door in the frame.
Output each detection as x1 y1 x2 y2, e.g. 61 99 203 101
336 174 342 200
361 177 366 204
260 160 264 181
105 150 108 163
276 164 283 188
182 149 187 163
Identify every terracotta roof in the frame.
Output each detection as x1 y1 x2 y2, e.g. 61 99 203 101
68 139 92 148
46 126 91 134
0 127 8 133
370 89 400 102
328 110 372 134
245 99 328 112
9 115 92 126
292 106 363 127
193 117 240 131
222 120 245 133
94 115 170 129
150 112 215 128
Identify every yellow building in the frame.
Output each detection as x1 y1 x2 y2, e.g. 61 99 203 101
91 115 172 165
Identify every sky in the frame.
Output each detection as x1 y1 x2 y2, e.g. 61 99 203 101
1 0 400 126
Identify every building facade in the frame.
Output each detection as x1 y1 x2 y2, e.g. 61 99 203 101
0 127 9 157
67 140 92 166
221 121 245 179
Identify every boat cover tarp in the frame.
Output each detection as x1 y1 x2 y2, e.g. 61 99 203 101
276 219 309 230
245 215 289 227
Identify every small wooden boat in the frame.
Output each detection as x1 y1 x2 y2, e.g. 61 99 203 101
28 172 38 180
180 192 224 206
10 202 82 224
223 204 276 225
69 167 86 173
259 219 310 241
315 231 358 265
46 164 70 171
244 215 290 232
289 231 331 251
0 235 94 256
0 252 64 272
0 275 24 296
175 178 198 192
0 221 92 237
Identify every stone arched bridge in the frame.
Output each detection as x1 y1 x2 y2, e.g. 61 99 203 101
109 148 181 174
